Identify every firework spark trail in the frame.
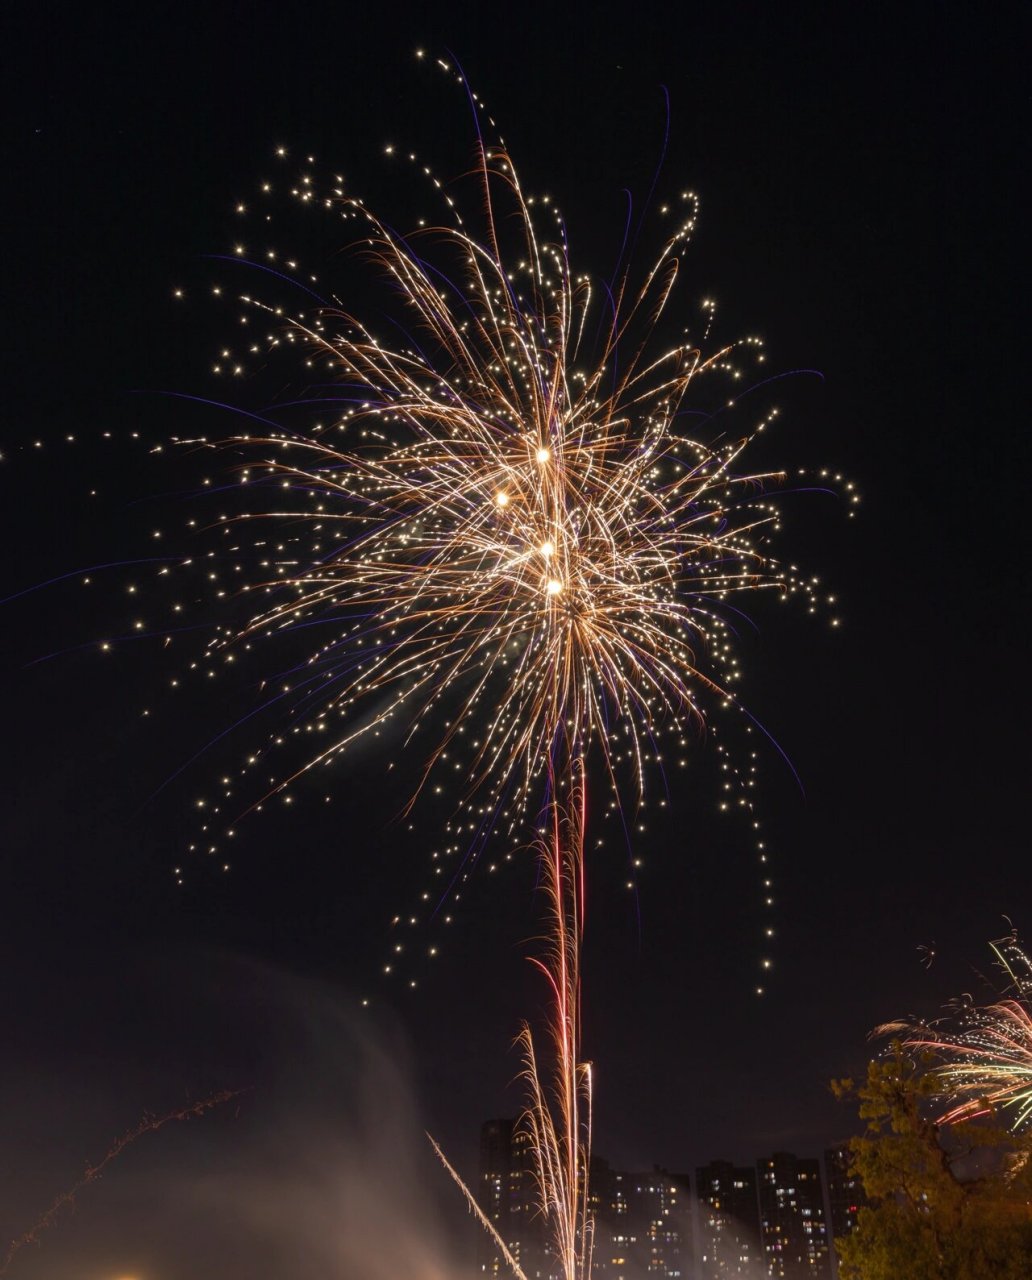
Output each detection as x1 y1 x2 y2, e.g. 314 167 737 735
0 1090 240 1276
516 763 593 1280
878 935 1032 1132
156 63 848 1278
429 1136 530 1280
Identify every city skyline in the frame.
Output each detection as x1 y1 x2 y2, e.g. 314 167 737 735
476 1117 866 1279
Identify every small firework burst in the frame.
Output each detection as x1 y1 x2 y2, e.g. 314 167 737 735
879 932 1032 1132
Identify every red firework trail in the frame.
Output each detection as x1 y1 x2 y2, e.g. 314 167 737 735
1 1089 241 1276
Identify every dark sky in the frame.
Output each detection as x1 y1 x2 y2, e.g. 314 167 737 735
3 2 1029 1275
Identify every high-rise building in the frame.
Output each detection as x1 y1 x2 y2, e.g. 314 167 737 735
591 1161 692 1278
756 1152 831 1280
823 1145 865 1277
695 1159 761 1277
477 1118 549 1278
630 1166 693 1277
589 1156 632 1275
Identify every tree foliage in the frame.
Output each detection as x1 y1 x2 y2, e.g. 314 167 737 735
831 1042 1032 1280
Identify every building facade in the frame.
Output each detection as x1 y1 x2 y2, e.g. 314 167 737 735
695 1160 761 1277
591 1160 693 1278
756 1152 831 1280
477 1118 550 1278
823 1145 865 1277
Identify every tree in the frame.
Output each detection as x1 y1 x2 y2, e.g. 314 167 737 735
831 1042 1032 1280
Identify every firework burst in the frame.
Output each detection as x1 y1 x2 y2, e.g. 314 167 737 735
879 933 1032 1132
146 59 847 1278
175 106 847 892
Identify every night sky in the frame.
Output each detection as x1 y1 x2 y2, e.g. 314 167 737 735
4 3 1029 1276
